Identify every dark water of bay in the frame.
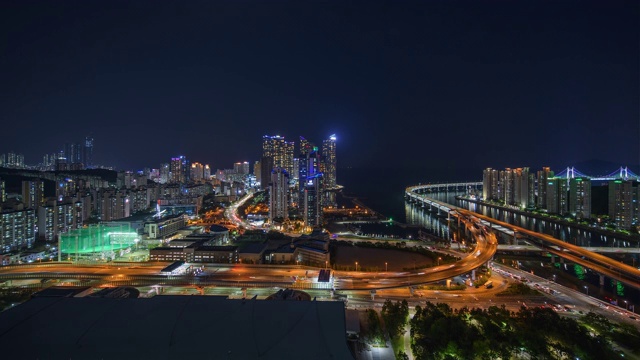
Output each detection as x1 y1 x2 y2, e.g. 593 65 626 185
338 166 479 222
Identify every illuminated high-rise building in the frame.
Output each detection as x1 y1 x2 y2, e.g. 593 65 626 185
262 135 294 183
191 162 204 182
83 136 94 168
546 178 568 215
159 163 170 184
513 167 530 209
7 153 15 167
96 190 131 221
269 168 289 223
322 135 337 188
170 156 190 183
37 200 83 242
537 167 554 209
203 165 211 180
65 142 83 166
569 177 591 219
0 178 4 203
609 180 633 229
500 168 515 205
482 168 494 201
254 161 261 184
527 172 536 207
233 161 250 175
260 156 274 189
2 152 25 169
299 147 320 204
303 173 323 227
22 180 45 209
299 136 313 157
0 204 36 252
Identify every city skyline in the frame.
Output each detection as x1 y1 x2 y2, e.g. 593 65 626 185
0 1 637 172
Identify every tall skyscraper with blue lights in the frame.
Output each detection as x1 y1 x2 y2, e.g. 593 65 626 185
322 135 337 188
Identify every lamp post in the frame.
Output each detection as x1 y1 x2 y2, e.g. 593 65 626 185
325 260 328 269
584 285 589 296
437 257 442 266
355 261 359 272
624 300 629 310
385 262 388 272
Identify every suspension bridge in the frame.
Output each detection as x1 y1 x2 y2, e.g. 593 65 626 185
555 166 639 181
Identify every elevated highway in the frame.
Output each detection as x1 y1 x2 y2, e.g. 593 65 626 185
457 209 640 290
0 226 496 290
0 183 498 291
405 184 640 290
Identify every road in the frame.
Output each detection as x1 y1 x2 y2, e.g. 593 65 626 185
457 208 640 289
0 228 494 291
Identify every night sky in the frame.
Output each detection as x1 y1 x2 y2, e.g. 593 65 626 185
0 1 638 173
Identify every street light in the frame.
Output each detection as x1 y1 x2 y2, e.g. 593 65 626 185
584 285 589 296
325 260 328 269
355 261 359 272
437 257 442 266
624 300 629 310
385 262 388 272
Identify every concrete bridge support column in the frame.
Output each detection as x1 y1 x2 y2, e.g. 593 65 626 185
446 279 452 288
599 274 605 286
471 270 476 281
409 287 414 296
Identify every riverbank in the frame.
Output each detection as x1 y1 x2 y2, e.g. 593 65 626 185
457 195 640 244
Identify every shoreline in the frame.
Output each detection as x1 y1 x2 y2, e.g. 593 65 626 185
337 189 388 221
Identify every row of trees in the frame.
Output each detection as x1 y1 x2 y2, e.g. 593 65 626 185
409 301 637 360
362 301 411 359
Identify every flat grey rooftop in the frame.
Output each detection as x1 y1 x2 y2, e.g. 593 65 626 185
0 295 353 360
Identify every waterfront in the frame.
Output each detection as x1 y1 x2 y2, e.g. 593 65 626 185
403 188 640 311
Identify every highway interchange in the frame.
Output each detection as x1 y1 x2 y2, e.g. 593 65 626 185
1 187 639 330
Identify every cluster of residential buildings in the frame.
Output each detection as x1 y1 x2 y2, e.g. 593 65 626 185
259 134 338 228
0 158 212 259
0 132 339 263
482 167 640 229
0 152 25 169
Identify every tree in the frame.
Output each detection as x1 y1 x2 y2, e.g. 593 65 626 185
382 300 409 339
366 309 384 345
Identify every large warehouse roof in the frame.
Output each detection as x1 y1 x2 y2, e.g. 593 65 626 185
0 296 353 360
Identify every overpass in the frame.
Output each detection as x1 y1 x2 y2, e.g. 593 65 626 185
0 184 497 291
406 184 640 290
0 225 496 291
0 219 497 291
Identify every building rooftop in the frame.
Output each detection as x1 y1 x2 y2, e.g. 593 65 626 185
160 261 185 273
144 214 185 224
0 296 353 360
208 224 229 233
194 245 238 252
238 243 267 254
32 286 92 298
295 245 328 254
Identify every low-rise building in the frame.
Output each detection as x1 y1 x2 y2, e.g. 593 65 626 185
150 244 238 263
144 214 187 239
238 243 267 264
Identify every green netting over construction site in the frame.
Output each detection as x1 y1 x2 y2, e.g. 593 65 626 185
59 223 139 261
